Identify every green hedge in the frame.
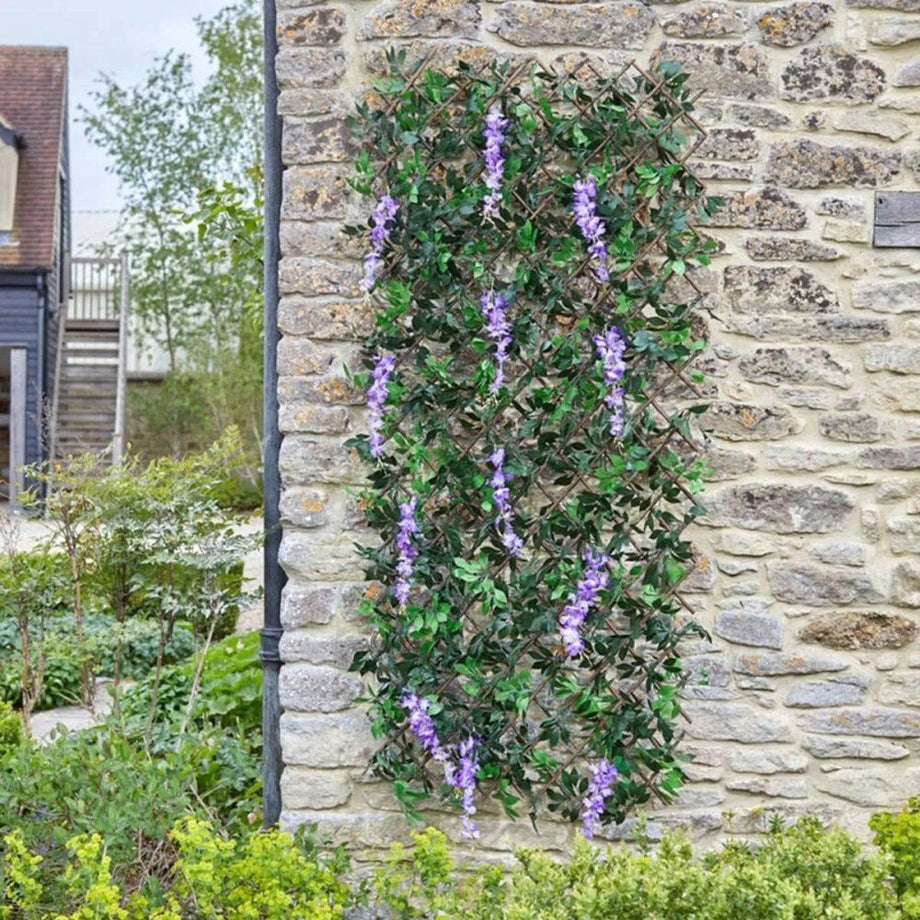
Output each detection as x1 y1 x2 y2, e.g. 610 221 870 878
5 812 920 918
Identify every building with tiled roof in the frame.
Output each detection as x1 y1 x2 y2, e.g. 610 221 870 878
0 46 70 503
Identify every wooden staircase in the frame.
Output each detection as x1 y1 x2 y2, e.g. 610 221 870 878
53 318 121 458
50 255 128 465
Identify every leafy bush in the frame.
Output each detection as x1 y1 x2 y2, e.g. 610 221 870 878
373 823 898 920
1 819 907 919
872 796 920 917
0 701 22 758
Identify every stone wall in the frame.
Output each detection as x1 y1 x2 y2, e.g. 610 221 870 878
273 0 920 855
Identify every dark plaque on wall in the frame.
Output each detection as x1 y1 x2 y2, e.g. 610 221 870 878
874 192 920 248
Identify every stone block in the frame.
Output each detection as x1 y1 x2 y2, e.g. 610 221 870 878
281 767 351 810
831 111 911 140
765 140 900 188
490 2 655 47
278 8 346 45
858 446 920 468
282 167 350 220
780 45 886 102
894 57 920 85
708 188 807 230
280 487 332 527
715 610 784 648
744 237 839 261
723 266 839 314
276 47 348 89
888 516 920 553
279 435 367 485
281 711 376 767
280 584 339 628
811 540 868 567
803 736 910 759
652 43 772 100
280 632 369 668
866 345 920 374
764 447 850 471
819 412 883 442
280 530 369 580
757 2 833 46
683 702 793 743
729 313 890 343
767 561 882 606
734 652 851 676
892 560 920 606
815 767 912 806
279 663 364 712
728 103 791 128
704 403 803 441
279 375 365 406
869 17 920 45
278 298 374 340
740 347 850 388
283 117 355 164
726 776 808 798
277 338 335 376
852 279 920 314
661 3 749 37
703 484 853 533
785 675 870 707
802 707 920 737
694 128 759 160
360 0 480 38
730 749 809 774
279 403 352 435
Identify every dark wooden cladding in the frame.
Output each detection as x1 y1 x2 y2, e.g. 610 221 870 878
874 192 920 248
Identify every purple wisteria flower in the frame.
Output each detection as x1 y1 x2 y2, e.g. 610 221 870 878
448 736 481 840
394 495 420 606
482 104 510 219
594 326 627 437
481 290 512 394
489 447 524 557
581 758 619 839
559 548 610 658
367 353 396 458
401 692 450 765
573 176 610 283
361 194 400 292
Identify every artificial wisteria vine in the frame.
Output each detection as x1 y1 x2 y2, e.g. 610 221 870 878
482 104 509 219
573 176 610 283
489 447 524 557
559 548 610 658
594 327 628 437
581 759 619 839
481 290 512 394
361 194 399 292
349 59 716 840
366 353 395 458
402 693 481 840
393 496 420 606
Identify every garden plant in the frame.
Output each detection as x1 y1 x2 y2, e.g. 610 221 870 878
347 55 719 837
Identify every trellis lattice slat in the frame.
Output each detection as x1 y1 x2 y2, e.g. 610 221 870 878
345 52 721 835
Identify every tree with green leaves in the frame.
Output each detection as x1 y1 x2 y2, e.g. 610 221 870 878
83 1 264 485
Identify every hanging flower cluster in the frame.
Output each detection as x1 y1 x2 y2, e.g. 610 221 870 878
402 693 481 840
573 176 610 283
581 759 619 839
449 737 481 840
394 496 420 606
482 104 509 219
489 447 524 557
366 353 396 458
361 194 400 292
559 548 610 658
481 290 512 394
594 327 627 436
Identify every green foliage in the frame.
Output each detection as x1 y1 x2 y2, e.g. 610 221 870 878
372 823 898 920
872 795 920 916
1 819 348 919
82 1 264 487
349 57 718 829
119 632 262 740
0 701 22 758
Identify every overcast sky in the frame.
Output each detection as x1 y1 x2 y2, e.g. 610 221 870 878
5 0 239 214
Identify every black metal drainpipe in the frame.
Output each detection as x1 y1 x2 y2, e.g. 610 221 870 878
261 0 285 830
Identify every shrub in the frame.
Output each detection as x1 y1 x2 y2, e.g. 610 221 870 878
872 796 920 917
0 701 22 758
